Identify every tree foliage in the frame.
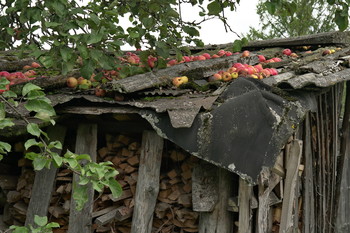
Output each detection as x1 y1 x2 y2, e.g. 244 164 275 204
0 0 241 77
246 0 338 40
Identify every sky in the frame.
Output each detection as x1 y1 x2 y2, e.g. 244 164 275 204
120 0 260 50
180 0 260 45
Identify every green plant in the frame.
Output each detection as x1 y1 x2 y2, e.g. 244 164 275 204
9 215 59 233
0 81 122 211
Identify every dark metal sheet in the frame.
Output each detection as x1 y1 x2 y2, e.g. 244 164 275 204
142 78 309 183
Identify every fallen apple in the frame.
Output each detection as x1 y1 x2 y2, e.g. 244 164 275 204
172 76 188 87
66 77 78 88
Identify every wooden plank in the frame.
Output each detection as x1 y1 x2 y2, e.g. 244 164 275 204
192 161 219 212
257 168 281 233
245 31 350 49
303 114 315 233
333 81 350 228
238 178 252 233
198 166 233 233
130 130 163 233
104 53 248 94
67 124 97 233
279 140 303 232
25 125 67 227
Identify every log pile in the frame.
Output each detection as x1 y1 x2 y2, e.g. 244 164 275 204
2 133 199 232
152 150 199 233
3 168 34 226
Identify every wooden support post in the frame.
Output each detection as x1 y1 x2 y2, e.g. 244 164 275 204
130 130 163 233
238 178 253 233
195 161 233 233
279 139 303 233
192 161 219 212
25 125 67 227
257 168 281 233
303 114 315 233
68 124 97 233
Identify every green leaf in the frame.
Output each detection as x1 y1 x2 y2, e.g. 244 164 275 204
25 99 56 116
89 13 100 25
34 112 52 122
27 123 41 137
39 55 54 68
207 1 222 15
78 176 90 185
25 152 40 160
108 178 122 198
45 222 60 228
9 226 29 233
65 158 78 169
2 90 17 98
0 102 5 120
52 152 63 167
183 26 200 37
48 141 62 150
81 60 95 79
33 156 48 171
0 141 11 154
24 139 40 150
44 21 62 28
265 1 276 14
327 0 336 4
76 154 91 161
77 45 89 59
60 47 73 62
232 38 248 52
34 215 48 227
0 118 14 129
87 33 103 44
335 10 349 31
72 184 88 211
129 31 139 38
22 83 42 96
92 181 104 192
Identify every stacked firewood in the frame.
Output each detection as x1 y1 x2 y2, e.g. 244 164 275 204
152 150 199 233
91 133 141 233
2 133 199 233
4 167 34 225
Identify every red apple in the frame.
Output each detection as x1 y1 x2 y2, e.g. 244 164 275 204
225 51 233 56
147 56 157 68
241 50 250 58
261 69 271 78
202 53 211 59
182 56 191 62
23 65 32 70
66 77 78 88
272 57 282 62
208 73 222 82
222 72 232 82
283 49 292 56
227 67 237 73
212 54 220 59
167 59 178 66
217 50 226 57
196 55 206 61
31 62 41 68
254 64 263 72
95 87 106 97
258 55 266 63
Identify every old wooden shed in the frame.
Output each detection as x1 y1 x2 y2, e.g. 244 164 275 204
0 31 350 233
